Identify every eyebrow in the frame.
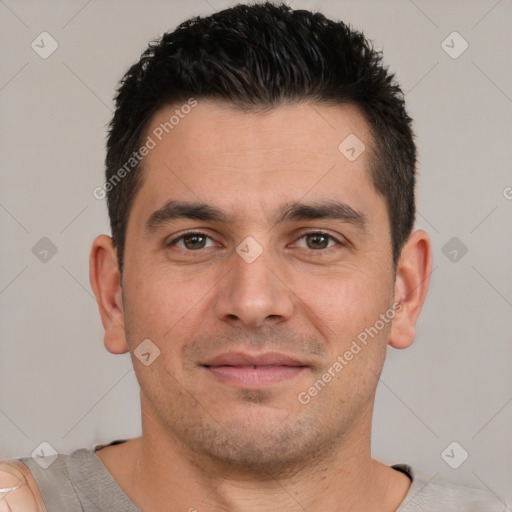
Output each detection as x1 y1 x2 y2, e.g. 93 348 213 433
144 199 367 234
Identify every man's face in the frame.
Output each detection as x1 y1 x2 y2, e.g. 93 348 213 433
121 100 397 473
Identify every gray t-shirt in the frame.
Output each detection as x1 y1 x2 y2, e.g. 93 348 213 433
17 445 503 511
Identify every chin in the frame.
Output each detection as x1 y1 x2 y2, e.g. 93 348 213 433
181 411 335 477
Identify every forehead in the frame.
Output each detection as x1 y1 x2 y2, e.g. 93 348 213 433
146 100 371 168
130 100 383 227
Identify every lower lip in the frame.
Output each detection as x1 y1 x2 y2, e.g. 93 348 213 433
203 365 306 386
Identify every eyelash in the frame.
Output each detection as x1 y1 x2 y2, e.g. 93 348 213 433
167 230 346 254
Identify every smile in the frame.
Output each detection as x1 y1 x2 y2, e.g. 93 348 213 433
201 352 309 387
203 365 306 386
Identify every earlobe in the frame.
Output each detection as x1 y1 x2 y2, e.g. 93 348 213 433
89 235 129 354
388 230 432 349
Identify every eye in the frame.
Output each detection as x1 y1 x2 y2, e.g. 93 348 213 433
168 231 216 250
293 231 343 252
167 230 345 253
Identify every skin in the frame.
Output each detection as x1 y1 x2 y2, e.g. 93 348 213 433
90 100 432 512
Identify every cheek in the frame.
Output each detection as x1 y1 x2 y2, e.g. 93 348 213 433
295 267 393 342
122 264 214 348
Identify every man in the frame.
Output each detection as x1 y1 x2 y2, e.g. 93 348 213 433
0 2 502 511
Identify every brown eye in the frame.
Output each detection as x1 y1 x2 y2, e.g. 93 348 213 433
183 234 207 249
305 233 331 250
169 232 215 250
294 232 340 251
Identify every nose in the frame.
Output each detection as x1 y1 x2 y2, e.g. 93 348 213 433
214 243 295 329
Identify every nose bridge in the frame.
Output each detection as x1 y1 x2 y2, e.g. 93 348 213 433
214 238 294 328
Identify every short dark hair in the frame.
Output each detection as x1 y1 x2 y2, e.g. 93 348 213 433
106 2 416 273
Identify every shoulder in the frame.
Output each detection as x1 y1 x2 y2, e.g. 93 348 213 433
3 443 140 512
0 459 47 511
1 449 97 512
396 466 504 512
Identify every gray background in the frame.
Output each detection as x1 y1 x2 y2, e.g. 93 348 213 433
1 0 511 506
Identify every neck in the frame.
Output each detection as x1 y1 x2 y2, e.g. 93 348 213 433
113 406 409 512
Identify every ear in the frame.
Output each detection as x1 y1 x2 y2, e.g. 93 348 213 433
389 229 432 349
89 235 129 354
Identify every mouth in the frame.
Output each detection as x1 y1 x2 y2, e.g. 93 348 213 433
200 352 309 387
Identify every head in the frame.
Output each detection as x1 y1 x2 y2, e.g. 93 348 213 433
104 2 416 274
91 2 431 476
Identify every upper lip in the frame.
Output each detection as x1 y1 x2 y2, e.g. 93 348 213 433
201 352 308 367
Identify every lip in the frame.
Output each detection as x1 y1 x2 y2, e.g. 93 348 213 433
201 352 308 387
202 351 306 367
